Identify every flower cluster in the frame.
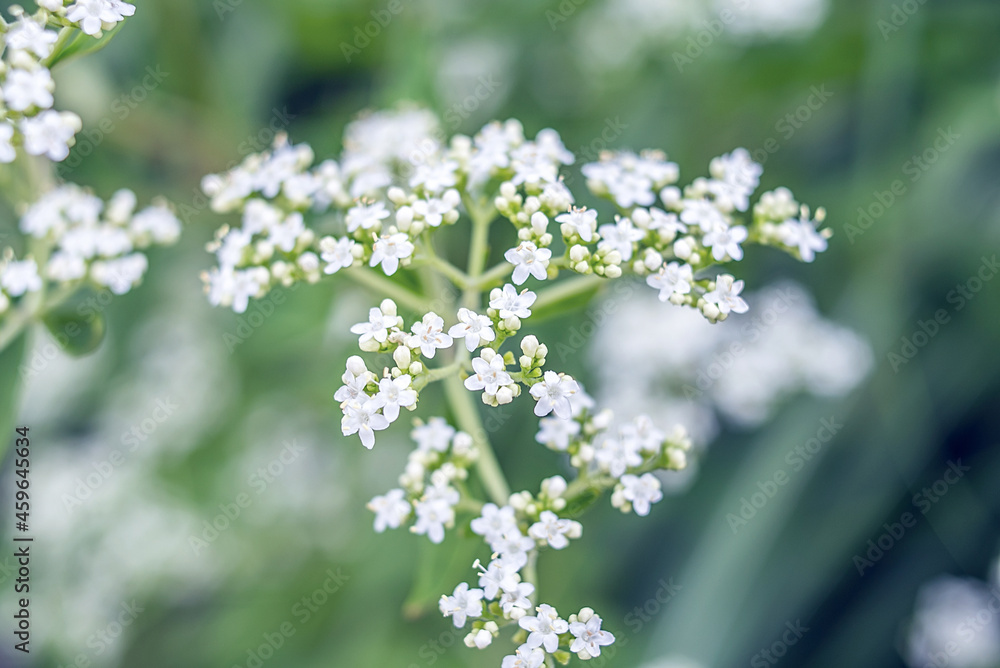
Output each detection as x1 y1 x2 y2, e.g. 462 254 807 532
199 107 830 665
0 1 135 163
0 184 180 315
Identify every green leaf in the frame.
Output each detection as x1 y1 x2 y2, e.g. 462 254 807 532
402 531 483 619
46 24 125 69
42 291 106 357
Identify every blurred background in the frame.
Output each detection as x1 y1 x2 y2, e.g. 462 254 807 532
2 0 1000 666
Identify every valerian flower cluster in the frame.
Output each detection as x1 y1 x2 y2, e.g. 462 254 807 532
200 107 828 664
0 2 182 351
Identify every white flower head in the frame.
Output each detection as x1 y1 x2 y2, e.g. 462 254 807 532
370 232 414 276
646 262 693 302
529 371 579 419
528 510 581 550
504 241 552 285
368 488 411 532
341 398 390 449
518 603 569 653
410 311 453 358
320 236 357 274
1 259 43 297
490 284 536 319
374 374 417 422
3 67 54 112
448 308 496 352
619 473 663 516
439 582 484 628
556 207 598 242
703 274 749 316
703 224 748 262
779 217 828 262
411 417 455 453
569 611 615 658
21 110 82 162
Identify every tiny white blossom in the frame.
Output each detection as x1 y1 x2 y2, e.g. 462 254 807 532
410 160 459 194
342 398 390 449
439 582 484 628
412 417 455 453
499 582 535 617
412 189 460 227
413 484 459 543
374 374 417 422
519 604 569 653
528 510 581 550
368 488 411 532
648 208 687 235
410 312 453 358
703 224 748 262
501 644 545 668
334 356 374 404
478 558 521 599
504 241 551 285
704 274 749 315
569 613 615 658
370 232 414 276
21 111 82 161
594 433 643 478
130 205 182 244
320 236 356 274
470 503 518 545
490 284 536 319
680 199 728 233
597 217 644 261
620 473 664 516
266 212 306 252
708 147 762 212
1 260 43 297
350 306 394 345
529 371 579 419
555 207 598 242
0 123 15 164
90 253 147 294
345 200 390 233
67 0 135 35
464 353 514 397
448 308 496 352
3 68 54 112
5 17 59 58
535 417 580 451
646 262 693 301
779 217 828 262
491 528 534 569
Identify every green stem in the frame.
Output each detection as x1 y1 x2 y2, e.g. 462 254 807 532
473 261 513 291
532 274 605 311
462 202 495 310
344 267 430 313
421 253 469 290
524 550 539 605
443 373 510 506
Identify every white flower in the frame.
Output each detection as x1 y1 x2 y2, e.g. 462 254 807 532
779 217 828 262
319 236 356 274
90 253 147 294
0 123 15 164
266 212 306 252
464 352 514 397
1 260 43 297
345 201 390 233
411 417 455 453
648 207 687 235
597 217 645 261
680 199 728 233
704 274 749 315
370 233 414 275
528 511 581 550
413 484 459 543
130 205 181 244
499 582 535 617
491 528 534 569
703 225 748 262
646 262 693 302
620 473 663 516
490 284 536 319
569 612 615 658
3 68 54 112
519 604 569 653
624 415 665 454
594 433 643 478
5 17 59 58
46 252 87 281
412 189 460 226
448 308 496 352
504 241 551 285
708 148 762 212
374 375 417 421
529 371 579 419
470 503 518 545
334 356 374 404
21 111 82 162
350 306 396 345
479 558 521 599
535 417 580 451
410 312 453 358
368 488 411 532
410 159 458 194
555 207 598 242
439 583 484 628
67 0 135 35
341 398 390 449
501 644 545 668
